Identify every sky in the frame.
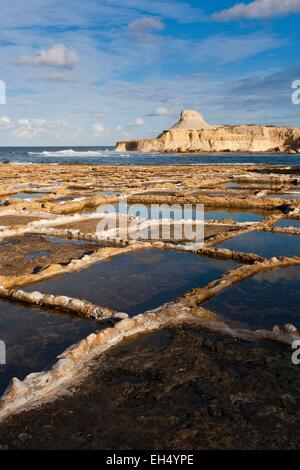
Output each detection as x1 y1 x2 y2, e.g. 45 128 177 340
0 0 300 146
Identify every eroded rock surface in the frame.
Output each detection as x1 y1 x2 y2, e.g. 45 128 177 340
0 325 299 450
0 235 97 276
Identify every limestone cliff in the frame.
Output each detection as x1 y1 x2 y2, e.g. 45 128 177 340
115 110 300 153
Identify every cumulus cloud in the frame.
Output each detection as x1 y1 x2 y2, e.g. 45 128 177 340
133 118 144 125
213 0 300 21
127 16 164 34
0 115 78 139
13 118 49 139
148 106 174 116
0 115 13 128
93 123 105 135
13 128 40 139
15 44 79 69
126 117 145 127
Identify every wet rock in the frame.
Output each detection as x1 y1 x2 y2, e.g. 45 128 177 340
1 325 300 450
283 323 298 333
18 432 32 442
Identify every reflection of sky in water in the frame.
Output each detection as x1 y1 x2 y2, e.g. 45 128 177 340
26 251 51 260
9 192 46 200
0 300 103 395
215 231 300 258
266 193 300 199
97 191 119 196
275 219 300 228
26 250 238 316
93 203 267 223
203 265 300 330
44 237 88 246
204 207 267 222
224 182 240 188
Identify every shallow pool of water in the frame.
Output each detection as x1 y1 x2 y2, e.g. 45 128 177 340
224 182 241 188
88 203 270 225
26 249 239 316
266 193 300 199
97 190 119 196
204 207 268 222
275 219 300 228
44 236 90 246
203 265 300 330
10 192 46 200
26 251 51 260
0 300 105 395
215 231 300 258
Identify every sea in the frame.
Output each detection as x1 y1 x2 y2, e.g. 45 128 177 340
0 146 300 167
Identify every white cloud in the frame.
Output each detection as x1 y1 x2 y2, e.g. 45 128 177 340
134 118 144 125
15 44 79 69
148 106 174 116
213 0 300 21
0 115 13 128
0 0 204 29
116 125 123 131
13 118 46 139
127 16 164 34
17 118 47 128
93 123 105 135
0 115 78 140
13 128 41 139
126 117 145 127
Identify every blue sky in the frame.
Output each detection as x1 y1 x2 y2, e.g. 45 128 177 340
0 0 300 145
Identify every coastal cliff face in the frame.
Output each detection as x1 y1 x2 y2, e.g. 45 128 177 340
115 110 300 153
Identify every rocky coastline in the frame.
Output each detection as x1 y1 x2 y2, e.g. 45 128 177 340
116 110 300 154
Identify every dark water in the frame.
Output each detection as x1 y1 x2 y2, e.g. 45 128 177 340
0 147 300 166
203 265 300 330
215 231 300 258
275 219 300 228
25 249 238 316
0 300 105 395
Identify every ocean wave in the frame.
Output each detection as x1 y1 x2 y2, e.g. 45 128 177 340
27 149 112 157
11 161 34 165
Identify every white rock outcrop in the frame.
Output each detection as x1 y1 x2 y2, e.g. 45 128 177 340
170 109 213 130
